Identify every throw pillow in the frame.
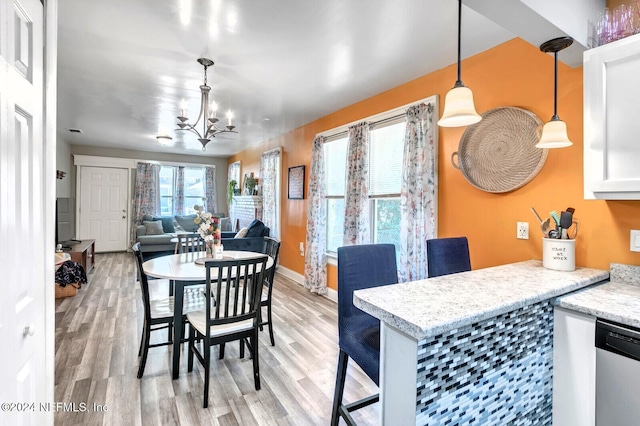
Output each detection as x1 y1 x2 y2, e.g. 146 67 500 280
234 227 249 238
220 217 232 231
152 216 175 233
174 214 198 232
246 219 268 238
173 219 185 232
143 220 164 236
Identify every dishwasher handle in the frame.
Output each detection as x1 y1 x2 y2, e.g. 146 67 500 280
596 319 640 362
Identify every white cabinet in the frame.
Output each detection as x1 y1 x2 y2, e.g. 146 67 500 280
584 33 640 199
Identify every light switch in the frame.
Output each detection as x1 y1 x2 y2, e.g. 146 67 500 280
630 230 640 252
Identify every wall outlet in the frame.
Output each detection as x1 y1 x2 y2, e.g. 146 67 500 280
631 230 640 252
517 222 529 240
299 242 305 256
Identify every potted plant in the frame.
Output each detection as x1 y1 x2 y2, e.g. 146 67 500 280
227 180 237 205
245 176 257 195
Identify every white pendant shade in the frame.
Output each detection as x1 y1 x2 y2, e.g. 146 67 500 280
437 86 482 127
536 119 572 148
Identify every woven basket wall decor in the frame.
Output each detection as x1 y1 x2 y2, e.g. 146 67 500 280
451 107 548 193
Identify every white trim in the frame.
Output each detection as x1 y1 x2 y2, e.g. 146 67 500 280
44 0 58 421
73 154 214 170
275 266 337 303
74 154 136 169
318 95 437 138
327 253 337 267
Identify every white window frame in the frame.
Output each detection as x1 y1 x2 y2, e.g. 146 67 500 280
319 97 435 265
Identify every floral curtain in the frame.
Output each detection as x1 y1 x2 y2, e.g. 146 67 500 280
227 161 240 186
130 162 159 247
304 136 327 295
260 148 281 239
174 166 185 215
204 166 217 215
399 103 437 282
343 122 370 246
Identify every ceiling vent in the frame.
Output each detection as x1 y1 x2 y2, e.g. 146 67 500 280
68 128 83 134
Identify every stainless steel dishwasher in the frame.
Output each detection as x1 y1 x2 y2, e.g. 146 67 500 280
595 319 640 425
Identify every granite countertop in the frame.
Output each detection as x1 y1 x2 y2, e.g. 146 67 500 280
555 263 640 328
354 260 609 341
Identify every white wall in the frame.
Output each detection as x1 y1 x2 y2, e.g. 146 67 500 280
56 136 72 197
69 145 230 212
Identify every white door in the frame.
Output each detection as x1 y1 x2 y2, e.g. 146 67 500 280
0 0 51 424
79 166 129 252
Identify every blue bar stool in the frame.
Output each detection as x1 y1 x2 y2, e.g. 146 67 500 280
331 243 398 425
426 237 471 278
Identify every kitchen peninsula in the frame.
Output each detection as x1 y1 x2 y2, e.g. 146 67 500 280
354 260 609 425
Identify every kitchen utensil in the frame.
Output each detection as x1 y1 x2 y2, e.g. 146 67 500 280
549 211 561 238
560 211 573 239
566 207 575 215
541 218 551 238
531 207 543 224
548 229 560 239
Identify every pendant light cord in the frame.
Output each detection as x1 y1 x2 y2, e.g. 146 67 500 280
552 51 559 120
456 0 462 85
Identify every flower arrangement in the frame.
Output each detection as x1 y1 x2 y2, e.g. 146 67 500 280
193 205 221 245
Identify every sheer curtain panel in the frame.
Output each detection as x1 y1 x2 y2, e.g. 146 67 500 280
131 162 159 246
259 148 281 239
304 136 327 295
204 166 217 214
174 166 185 215
343 122 370 246
399 102 437 282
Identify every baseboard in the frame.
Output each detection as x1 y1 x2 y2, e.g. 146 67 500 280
276 265 337 303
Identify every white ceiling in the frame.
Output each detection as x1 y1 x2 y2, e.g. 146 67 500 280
57 0 516 158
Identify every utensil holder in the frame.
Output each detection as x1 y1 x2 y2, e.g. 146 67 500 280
542 238 575 271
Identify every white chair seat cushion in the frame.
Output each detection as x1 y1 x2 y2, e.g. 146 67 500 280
187 309 254 338
149 292 205 319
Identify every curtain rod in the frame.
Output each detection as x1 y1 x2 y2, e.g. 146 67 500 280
318 94 437 139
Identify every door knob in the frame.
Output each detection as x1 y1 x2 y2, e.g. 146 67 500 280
23 324 35 337
122 209 126 213
122 215 126 219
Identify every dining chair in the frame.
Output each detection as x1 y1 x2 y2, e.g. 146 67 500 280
426 236 472 278
176 232 205 254
259 237 281 346
132 243 204 378
187 255 268 408
173 232 206 297
331 244 398 426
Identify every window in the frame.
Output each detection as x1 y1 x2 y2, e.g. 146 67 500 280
324 119 405 254
158 166 205 215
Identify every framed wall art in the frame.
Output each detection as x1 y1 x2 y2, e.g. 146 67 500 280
288 165 305 199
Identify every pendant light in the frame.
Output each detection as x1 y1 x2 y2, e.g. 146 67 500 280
438 0 482 127
536 37 573 148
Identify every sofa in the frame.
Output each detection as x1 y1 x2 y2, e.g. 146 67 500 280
135 214 270 255
221 219 271 253
135 213 232 254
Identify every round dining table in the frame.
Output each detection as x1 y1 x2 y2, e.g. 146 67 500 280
142 250 274 379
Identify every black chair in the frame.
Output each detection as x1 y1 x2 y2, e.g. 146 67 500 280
131 243 204 378
259 237 281 346
187 255 268 408
426 236 471 278
331 244 398 426
176 232 205 254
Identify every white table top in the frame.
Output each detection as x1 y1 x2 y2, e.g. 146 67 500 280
143 250 273 281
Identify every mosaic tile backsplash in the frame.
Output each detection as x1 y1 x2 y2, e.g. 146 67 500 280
415 300 553 426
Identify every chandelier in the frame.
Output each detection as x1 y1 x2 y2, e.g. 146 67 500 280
176 58 237 151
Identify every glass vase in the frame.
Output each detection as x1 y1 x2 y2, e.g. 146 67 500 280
205 240 215 258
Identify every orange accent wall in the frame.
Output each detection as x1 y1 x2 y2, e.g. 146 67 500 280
230 38 640 291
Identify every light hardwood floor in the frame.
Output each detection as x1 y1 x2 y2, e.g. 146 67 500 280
54 252 379 425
